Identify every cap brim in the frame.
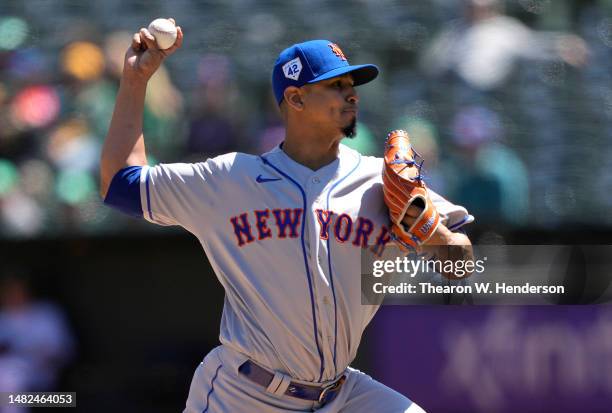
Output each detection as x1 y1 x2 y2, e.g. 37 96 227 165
307 64 379 86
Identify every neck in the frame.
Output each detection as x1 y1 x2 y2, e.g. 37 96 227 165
282 128 342 171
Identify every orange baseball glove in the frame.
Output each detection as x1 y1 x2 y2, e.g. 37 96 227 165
382 130 440 251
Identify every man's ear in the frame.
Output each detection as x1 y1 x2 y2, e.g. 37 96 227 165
284 86 304 111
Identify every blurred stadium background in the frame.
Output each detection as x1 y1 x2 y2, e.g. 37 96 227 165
0 0 611 412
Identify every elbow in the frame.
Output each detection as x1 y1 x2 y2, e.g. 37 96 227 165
99 177 110 200
99 154 147 199
99 170 110 201
452 239 475 279
438 232 474 280
450 232 474 263
99 158 116 200
439 244 475 280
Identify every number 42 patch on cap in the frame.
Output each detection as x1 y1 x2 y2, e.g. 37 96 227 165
283 57 302 80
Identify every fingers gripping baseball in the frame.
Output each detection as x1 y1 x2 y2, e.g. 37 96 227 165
124 18 183 82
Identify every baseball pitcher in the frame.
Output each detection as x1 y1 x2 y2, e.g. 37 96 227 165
100 19 474 412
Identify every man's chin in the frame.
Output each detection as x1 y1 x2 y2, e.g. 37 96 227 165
342 118 357 138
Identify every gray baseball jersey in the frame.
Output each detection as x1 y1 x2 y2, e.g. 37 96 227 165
124 143 472 383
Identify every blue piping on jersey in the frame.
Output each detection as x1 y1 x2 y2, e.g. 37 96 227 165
203 363 222 413
324 153 361 377
260 156 326 382
145 167 154 221
448 214 474 232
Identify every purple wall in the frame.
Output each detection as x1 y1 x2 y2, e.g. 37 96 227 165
372 306 612 413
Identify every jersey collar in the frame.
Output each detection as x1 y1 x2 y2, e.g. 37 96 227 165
262 142 360 186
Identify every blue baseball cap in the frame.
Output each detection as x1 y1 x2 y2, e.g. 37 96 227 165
272 40 379 105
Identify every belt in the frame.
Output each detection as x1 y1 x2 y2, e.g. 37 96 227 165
238 360 346 404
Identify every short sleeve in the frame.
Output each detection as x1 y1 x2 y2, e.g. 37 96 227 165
427 188 474 231
103 166 144 218
139 159 226 229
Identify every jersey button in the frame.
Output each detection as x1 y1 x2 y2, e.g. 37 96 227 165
312 177 320 184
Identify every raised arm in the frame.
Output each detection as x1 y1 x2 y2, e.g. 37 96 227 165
99 19 183 198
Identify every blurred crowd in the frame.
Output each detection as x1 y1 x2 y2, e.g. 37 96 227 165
0 272 74 413
0 0 611 238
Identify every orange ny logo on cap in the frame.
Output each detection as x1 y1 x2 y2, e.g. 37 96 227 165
328 43 347 61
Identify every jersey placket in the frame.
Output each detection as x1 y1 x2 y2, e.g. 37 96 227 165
304 172 337 382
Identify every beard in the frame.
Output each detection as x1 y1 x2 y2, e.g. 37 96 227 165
342 117 357 138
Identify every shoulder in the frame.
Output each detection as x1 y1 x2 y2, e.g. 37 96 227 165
205 151 261 171
143 152 263 187
344 145 383 178
162 152 265 179
359 154 384 170
339 143 382 167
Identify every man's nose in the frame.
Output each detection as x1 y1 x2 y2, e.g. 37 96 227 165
347 88 359 105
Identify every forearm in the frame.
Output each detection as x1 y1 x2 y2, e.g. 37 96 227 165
422 224 474 279
100 77 148 198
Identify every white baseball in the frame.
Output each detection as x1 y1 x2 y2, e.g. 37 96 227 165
147 18 177 50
